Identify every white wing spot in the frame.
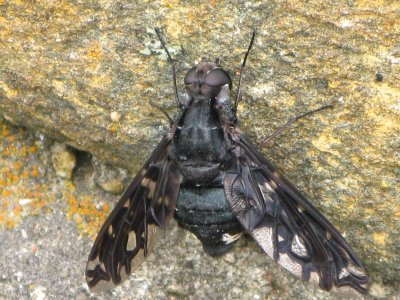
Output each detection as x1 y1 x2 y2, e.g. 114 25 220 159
267 180 278 190
123 197 131 208
222 232 242 244
291 234 308 257
309 271 319 283
338 267 350 279
107 225 113 235
86 255 101 270
251 225 274 258
278 253 303 278
297 205 305 213
347 263 367 277
126 231 137 251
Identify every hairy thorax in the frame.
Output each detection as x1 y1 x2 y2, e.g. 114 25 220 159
171 98 231 185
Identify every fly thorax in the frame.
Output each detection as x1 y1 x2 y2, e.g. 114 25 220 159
172 98 231 184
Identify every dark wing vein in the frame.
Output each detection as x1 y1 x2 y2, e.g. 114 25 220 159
86 137 182 292
224 135 368 293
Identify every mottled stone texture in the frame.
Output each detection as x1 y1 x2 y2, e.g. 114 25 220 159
0 0 399 293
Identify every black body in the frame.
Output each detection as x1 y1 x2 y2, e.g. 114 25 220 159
85 30 369 294
172 61 234 182
171 63 241 256
176 187 241 256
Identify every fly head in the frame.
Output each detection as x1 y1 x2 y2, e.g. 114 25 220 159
184 60 232 101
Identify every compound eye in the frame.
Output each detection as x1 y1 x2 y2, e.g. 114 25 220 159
204 68 232 88
184 67 197 85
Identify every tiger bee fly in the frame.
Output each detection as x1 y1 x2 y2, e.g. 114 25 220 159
86 29 369 294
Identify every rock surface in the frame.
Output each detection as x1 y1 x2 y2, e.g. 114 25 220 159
0 0 399 299
51 142 76 179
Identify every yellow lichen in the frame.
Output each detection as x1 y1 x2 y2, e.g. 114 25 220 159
2 128 9 137
110 124 118 132
355 0 399 10
372 232 388 246
87 42 104 60
89 74 112 90
65 191 111 239
0 82 18 98
311 130 341 153
0 119 56 228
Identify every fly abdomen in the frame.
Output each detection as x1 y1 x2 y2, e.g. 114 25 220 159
175 187 242 256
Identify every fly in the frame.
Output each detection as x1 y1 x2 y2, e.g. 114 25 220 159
85 28 369 294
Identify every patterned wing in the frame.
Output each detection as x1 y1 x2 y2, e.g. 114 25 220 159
224 135 369 293
86 137 182 292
